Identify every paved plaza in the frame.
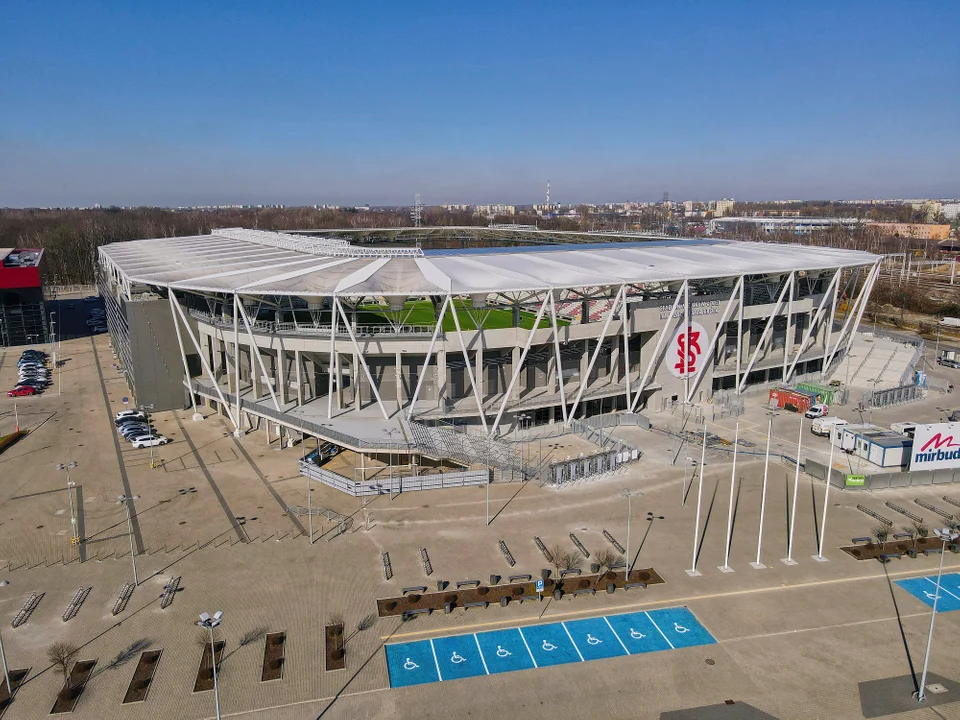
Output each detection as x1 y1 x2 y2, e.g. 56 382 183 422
1 325 960 718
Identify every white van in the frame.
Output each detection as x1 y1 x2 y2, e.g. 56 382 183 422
804 403 829 419
811 416 848 437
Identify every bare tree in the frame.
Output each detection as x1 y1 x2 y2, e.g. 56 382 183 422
47 642 78 683
561 550 583 572
548 544 565 576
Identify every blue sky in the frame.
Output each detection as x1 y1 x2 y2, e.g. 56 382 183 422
1 1 958 207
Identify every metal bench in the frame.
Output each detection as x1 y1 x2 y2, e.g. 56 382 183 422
509 574 532 583
851 537 872 544
457 580 481 589
625 581 648 590
924 548 942 556
560 569 582 578
464 601 488 609
893 532 914 540
879 553 901 562
518 595 538 603
402 586 427 595
572 588 595 597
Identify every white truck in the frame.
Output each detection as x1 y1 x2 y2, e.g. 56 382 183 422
940 317 960 328
811 416 848 437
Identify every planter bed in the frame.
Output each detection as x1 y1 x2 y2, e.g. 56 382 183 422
841 536 943 561
325 624 345 671
51 660 97 714
376 567 664 617
261 632 286 681
193 641 224 693
122 650 162 704
0 668 30 717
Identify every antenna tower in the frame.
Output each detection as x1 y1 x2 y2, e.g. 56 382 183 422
546 180 551 206
412 193 423 228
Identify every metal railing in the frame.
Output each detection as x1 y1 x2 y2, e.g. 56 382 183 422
189 309 437 338
214 227 424 258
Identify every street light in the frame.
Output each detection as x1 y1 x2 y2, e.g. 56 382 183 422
916 528 960 704
752 407 778 570
138 404 156 469
116 495 140 585
197 611 224 720
0 580 10 698
681 456 694 506
57 462 79 549
621 489 644 579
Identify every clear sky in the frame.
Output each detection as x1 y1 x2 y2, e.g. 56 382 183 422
1 1 958 207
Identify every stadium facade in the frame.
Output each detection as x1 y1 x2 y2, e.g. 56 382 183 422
97 227 879 455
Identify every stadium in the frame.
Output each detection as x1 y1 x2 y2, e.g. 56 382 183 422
97 227 879 492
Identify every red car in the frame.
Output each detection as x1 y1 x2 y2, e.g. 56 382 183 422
7 386 37 397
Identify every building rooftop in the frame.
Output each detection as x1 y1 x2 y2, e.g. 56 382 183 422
98 228 878 297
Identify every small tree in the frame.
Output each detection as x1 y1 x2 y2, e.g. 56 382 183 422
48 643 78 684
548 544 565 576
561 550 583 573
594 548 616 572
912 519 929 538
872 523 890 546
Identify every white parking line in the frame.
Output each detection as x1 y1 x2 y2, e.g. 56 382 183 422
517 627 538 668
428 638 443 681
603 616 630 655
644 611 674 649
560 622 586 661
473 634 490 675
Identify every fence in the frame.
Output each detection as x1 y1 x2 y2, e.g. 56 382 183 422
861 383 926 409
189 308 436 338
546 447 640 486
805 458 960 491
298 460 489 497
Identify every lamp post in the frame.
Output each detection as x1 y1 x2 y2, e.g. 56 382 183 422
681 456 694 506
916 528 960 704
57 462 79 549
782 418 803 566
138 404 156 469
719 423 739 573
687 423 708 577
0 580 10 698
622 489 644 579
197 611 223 720
812 439 835 562
116 495 140 585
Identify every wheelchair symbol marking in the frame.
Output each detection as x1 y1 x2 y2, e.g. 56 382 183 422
674 623 689 634
403 658 419 671
450 652 465 664
585 634 602 645
496 645 511 657
542 640 557 651
629 628 646 640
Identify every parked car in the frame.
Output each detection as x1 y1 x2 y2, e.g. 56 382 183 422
131 435 172 448
120 425 152 439
117 421 151 434
116 410 145 421
7 386 37 397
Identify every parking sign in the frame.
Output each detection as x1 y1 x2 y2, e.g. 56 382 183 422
536 579 544 592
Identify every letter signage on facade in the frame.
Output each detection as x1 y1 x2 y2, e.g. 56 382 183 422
909 422 960 471
668 321 710 379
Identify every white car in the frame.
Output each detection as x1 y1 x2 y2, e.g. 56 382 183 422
131 435 172 448
116 410 145 421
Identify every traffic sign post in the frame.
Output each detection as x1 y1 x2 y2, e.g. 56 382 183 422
122 397 129 408
536 578 544 601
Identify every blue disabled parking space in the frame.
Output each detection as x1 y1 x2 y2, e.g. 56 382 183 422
430 635 487 681
385 605 715 688
475 628 535 674
563 617 628 661
385 639 440 688
648 606 718 648
604 611 673 654
896 573 960 613
522 622 582 667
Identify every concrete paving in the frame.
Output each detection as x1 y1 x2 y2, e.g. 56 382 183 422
0 327 959 718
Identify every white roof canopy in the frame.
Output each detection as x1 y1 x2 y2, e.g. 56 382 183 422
99 229 878 297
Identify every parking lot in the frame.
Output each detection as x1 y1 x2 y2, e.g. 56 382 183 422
1 326 960 717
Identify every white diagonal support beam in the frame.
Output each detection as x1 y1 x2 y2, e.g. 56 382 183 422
737 273 794 393
825 262 879 371
233 294 242 429
549 291 569 423
327 297 337 418
334 297 391 421
685 276 744 403
236 295 282 412
842 262 881 359
490 292 551 436
449 294 488 433
621 290 632 410
629 281 687 413
407 295 450 419
784 269 842 383
169 291 239 431
169 291 200 417
569 285 625 420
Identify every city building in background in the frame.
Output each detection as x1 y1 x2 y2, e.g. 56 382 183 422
0 248 48 347
867 222 951 240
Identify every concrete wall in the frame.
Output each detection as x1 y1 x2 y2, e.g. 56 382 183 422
128 299 190 411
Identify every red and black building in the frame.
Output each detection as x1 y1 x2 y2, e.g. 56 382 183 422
0 248 48 347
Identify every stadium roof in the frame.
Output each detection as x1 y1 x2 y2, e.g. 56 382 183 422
99 228 878 296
